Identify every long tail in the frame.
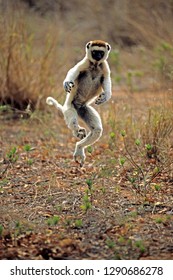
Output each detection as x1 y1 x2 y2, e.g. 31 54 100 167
46 97 63 113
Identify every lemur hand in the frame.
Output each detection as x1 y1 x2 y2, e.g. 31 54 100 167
95 92 110 105
63 81 75 93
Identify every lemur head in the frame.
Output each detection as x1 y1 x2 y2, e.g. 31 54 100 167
86 40 111 64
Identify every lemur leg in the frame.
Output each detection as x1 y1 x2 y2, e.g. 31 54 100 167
73 105 103 166
63 107 86 140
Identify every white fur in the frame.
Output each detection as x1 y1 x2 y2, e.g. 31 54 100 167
47 40 112 166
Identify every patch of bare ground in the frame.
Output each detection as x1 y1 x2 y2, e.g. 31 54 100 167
0 91 173 260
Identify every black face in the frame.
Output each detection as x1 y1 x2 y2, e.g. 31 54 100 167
91 50 105 61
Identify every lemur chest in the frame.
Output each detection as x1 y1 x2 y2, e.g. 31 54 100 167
74 64 104 103
79 65 103 83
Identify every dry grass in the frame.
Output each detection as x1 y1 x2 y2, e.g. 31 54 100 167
1 0 173 110
0 7 66 110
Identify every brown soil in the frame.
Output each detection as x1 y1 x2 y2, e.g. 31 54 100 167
0 91 173 260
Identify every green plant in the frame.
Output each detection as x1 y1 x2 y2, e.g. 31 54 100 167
47 196 54 203
106 238 115 249
6 146 18 163
23 144 34 165
27 159 34 165
75 219 83 228
110 131 116 140
64 219 72 227
155 217 163 224
118 236 126 244
134 240 146 253
0 105 12 113
154 184 161 191
47 215 60 226
87 145 93 154
23 144 32 152
14 221 23 236
86 178 93 189
129 211 138 218
80 179 94 212
100 186 106 194
80 194 92 212
0 224 3 236
56 204 63 212
110 49 121 71
119 157 126 167
126 70 144 93
154 41 173 83
0 179 8 187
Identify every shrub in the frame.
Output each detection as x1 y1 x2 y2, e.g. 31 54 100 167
0 10 61 111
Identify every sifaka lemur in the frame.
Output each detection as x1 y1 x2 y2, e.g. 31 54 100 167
46 40 112 166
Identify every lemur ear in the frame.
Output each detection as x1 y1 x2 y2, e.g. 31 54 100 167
106 43 111 51
86 42 91 49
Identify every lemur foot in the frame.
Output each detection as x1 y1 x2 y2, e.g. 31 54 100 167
73 146 86 167
73 127 87 140
77 127 87 139
95 92 109 105
63 81 75 93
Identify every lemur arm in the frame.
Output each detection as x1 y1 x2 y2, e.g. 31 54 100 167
63 58 89 92
95 61 112 105
102 61 112 99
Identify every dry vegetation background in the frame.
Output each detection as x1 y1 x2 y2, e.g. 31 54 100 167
0 0 173 260
1 0 173 108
